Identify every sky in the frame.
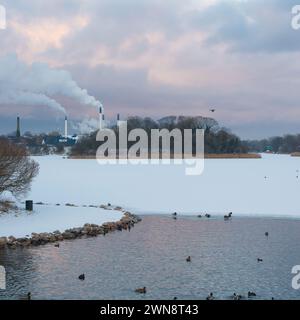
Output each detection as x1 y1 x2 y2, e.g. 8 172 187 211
0 0 300 139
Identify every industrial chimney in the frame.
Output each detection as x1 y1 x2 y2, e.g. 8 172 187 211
64 116 68 138
16 116 21 138
117 114 126 128
99 106 103 130
117 114 121 127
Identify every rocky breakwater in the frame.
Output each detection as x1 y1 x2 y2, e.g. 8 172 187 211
0 212 141 249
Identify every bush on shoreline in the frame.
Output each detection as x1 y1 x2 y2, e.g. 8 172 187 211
0 138 39 212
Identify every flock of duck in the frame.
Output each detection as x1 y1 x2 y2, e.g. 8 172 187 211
156 211 269 300
133 211 270 300
206 291 257 301
23 211 270 301
172 211 232 221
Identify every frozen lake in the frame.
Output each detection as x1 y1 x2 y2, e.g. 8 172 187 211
27 154 300 218
1 155 300 300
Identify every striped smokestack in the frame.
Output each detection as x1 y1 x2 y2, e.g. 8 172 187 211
99 106 103 130
117 113 123 128
16 116 21 138
64 116 68 138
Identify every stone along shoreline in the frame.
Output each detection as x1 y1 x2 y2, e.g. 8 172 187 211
0 211 141 249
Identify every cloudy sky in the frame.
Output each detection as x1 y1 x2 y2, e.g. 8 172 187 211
0 0 300 138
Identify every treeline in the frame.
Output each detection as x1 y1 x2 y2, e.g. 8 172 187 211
71 116 248 156
245 134 300 153
1 132 65 155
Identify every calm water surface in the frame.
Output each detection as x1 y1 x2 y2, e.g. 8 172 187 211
0 215 300 300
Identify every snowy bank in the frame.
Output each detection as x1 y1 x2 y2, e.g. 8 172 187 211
25 154 300 219
0 204 123 238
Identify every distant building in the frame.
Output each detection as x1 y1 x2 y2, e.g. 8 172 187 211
42 135 78 147
42 116 78 146
6 116 78 148
265 145 273 153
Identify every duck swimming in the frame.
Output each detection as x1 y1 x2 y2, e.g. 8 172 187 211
78 274 85 280
206 293 214 300
248 291 256 298
135 287 147 294
232 293 242 300
224 212 233 220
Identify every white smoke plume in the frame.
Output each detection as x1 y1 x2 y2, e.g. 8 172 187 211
0 54 102 114
73 117 98 134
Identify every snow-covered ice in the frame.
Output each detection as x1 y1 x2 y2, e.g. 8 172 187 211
28 154 300 218
1 153 300 238
0 205 123 238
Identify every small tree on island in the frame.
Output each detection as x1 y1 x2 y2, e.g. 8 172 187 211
0 138 39 202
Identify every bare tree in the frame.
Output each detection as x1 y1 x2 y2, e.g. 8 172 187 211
0 138 39 198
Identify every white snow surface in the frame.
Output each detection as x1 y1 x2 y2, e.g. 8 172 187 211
29 154 300 218
1 153 300 238
0 205 123 238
